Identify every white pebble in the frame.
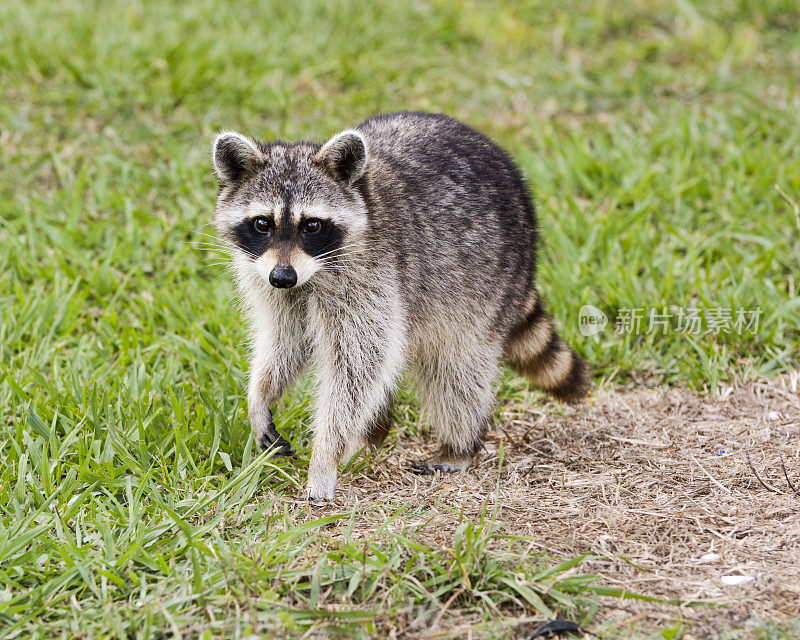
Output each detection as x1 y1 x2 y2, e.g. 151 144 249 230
721 575 754 586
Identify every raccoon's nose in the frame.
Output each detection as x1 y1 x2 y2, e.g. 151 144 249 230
269 265 297 288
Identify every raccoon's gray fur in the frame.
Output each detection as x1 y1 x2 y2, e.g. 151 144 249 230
211 111 591 501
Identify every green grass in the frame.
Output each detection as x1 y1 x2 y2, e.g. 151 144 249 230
1 0 799 637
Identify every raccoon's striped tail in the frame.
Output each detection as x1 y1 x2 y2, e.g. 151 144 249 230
503 293 592 402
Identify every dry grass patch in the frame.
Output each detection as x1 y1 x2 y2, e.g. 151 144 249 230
325 373 800 637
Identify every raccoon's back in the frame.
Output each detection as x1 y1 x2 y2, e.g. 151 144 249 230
357 112 537 325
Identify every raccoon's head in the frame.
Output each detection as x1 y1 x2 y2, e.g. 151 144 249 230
211 129 369 289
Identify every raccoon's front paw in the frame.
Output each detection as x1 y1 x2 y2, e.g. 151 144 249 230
257 422 295 456
306 471 337 504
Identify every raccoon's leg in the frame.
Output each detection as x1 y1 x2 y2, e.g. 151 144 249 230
306 303 406 502
248 321 308 456
503 292 591 402
410 340 502 474
307 366 402 502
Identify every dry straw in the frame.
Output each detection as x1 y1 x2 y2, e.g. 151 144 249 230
292 372 800 636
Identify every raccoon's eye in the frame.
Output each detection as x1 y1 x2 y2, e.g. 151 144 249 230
253 217 273 235
301 219 323 235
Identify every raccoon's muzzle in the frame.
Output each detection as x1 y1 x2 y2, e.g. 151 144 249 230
269 265 298 288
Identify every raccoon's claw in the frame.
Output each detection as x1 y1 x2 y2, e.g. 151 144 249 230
408 460 463 475
257 423 294 456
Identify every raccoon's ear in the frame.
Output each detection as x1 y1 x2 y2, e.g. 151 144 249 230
312 130 367 186
212 131 264 185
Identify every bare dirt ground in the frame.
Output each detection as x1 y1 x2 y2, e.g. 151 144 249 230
334 372 800 638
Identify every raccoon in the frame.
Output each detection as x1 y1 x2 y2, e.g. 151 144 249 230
210 111 591 502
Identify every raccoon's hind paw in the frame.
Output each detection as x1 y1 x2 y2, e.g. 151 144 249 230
256 423 295 457
408 459 470 475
